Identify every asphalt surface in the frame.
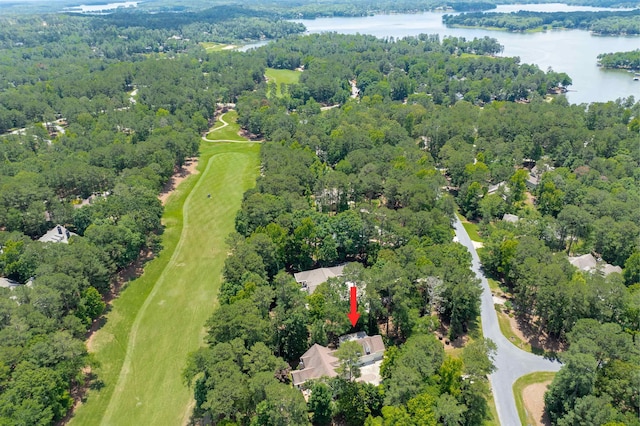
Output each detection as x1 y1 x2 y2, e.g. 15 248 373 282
453 218 562 426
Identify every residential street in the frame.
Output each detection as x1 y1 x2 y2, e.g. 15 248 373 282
453 218 562 426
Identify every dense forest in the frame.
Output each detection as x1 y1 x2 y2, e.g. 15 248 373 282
0 4 638 425
598 49 640 70
443 9 640 34
0 11 270 424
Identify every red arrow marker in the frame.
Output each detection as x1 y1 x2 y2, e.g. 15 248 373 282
347 286 360 327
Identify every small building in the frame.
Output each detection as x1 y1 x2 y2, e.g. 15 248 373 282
294 264 347 294
291 333 385 388
39 225 77 244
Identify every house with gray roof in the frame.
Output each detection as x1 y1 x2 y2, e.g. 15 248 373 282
568 253 623 277
502 214 519 223
294 264 347 294
291 333 385 388
39 225 77 244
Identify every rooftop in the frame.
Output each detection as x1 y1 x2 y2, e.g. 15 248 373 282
39 225 77 244
0 277 20 289
291 333 385 387
568 253 623 277
294 264 347 294
291 344 338 386
502 213 519 223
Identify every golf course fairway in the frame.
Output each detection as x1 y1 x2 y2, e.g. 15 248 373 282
70 136 260 425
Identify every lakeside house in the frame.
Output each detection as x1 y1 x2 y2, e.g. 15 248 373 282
291 332 385 388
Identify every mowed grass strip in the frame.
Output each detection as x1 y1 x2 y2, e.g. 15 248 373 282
70 141 260 426
265 67 301 97
455 212 484 242
495 308 533 353
205 111 246 142
513 372 556 426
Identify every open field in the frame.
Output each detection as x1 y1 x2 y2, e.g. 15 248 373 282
265 67 302 97
514 372 556 426
71 133 260 424
204 111 246 142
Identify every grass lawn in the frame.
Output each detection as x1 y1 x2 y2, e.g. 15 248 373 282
513 372 556 426
456 212 484 242
496 308 533 353
484 390 500 426
205 111 246 142
488 278 500 292
265 67 301 97
70 141 260 426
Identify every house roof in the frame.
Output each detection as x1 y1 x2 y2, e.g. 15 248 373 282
38 225 77 244
569 253 597 271
526 174 539 187
0 277 20 289
291 344 338 386
339 332 385 355
294 264 347 294
502 214 519 223
357 335 385 355
569 254 622 276
487 181 507 195
601 264 623 276
291 334 386 387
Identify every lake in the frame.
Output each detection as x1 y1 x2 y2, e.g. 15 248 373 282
64 1 139 13
293 4 640 104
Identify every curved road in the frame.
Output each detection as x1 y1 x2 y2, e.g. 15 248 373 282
453 218 561 426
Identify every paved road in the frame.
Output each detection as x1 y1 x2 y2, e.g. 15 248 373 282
453 218 562 426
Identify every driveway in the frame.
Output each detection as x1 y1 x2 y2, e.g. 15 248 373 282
453 218 562 426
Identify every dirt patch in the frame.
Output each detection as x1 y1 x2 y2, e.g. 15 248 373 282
494 292 564 355
158 157 199 205
507 313 529 344
523 381 552 426
494 304 566 355
238 128 262 141
509 314 565 354
57 367 91 425
525 191 536 206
